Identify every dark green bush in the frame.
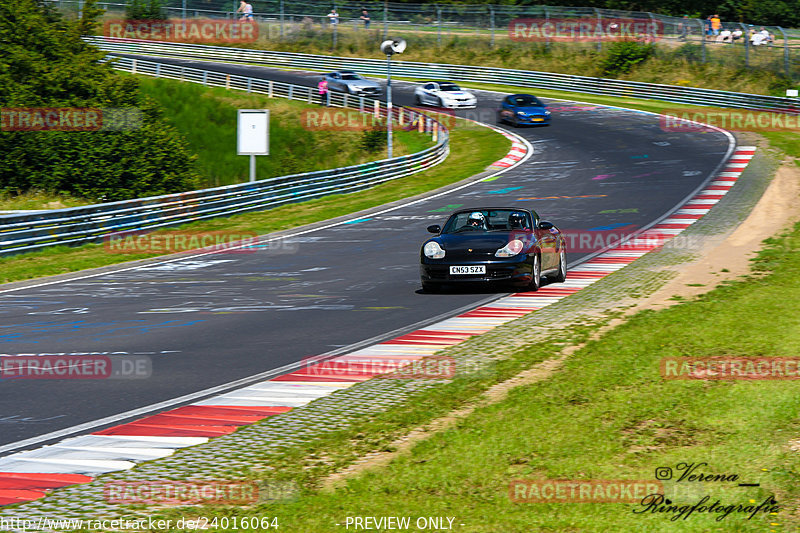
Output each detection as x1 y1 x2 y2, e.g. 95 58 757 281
125 0 165 22
359 126 387 153
598 40 656 77
0 0 200 201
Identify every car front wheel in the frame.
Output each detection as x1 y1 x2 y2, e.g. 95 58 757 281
527 254 541 291
548 248 567 283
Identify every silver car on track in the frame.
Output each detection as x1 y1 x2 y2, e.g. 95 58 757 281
414 81 477 109
322 70 382 96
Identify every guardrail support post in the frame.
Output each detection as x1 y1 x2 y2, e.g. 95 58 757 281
268 80 273 98
777 26 790 77
374 100 380 118
489 6 495 48
202 71 208 85
246 78 252 93
595 8 602 52
279 0 284 38
155 63 161 77
132 59 137 74
544 6 550 48
307 87 312 103
432 122 438 142
696 19 705 63
383 2 388 40
740 23 749 68
225 74 230 89
437 5 442 46
288 85 293 100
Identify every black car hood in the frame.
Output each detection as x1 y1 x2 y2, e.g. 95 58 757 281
436 232 517 258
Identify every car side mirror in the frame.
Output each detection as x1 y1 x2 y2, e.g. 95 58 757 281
427 225 441 234
538 221 554 230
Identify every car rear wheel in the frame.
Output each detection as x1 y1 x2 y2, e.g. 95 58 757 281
527 254 541 291
549 249 567 283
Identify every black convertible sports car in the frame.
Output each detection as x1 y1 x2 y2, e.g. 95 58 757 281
419 207 567 292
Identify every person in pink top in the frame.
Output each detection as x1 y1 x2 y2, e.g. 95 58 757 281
317 78 329 106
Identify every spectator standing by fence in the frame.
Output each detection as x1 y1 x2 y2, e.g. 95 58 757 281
237 0 253 22
677 15 689 40
360 9 370 29
318 78 329 106
327 8 339 26
711 14 721 36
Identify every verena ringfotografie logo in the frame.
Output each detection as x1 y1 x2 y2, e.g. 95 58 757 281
660 109 800 133
104 19 258 43
662 357 800 380
104 480 259 505
0 354 151 380
104 230 259 254
509 18 664 42
1 108 143 132
510 479 663 503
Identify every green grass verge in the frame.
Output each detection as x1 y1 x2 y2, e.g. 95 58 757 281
134 75 430 188
145 164 800 533
238 221 800 532
139 82 800 531
0 117 507 284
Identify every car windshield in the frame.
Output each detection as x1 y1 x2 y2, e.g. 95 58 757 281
511 95 543 107
340 73 363 80
439 83 461 91
442 210 532 234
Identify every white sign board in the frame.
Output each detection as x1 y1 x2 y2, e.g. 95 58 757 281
237 109 269 155
787 89 799 97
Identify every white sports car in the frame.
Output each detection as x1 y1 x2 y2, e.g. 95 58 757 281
414 81 477 109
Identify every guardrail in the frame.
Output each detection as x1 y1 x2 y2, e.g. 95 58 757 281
0 57 449 257
88 36 800 113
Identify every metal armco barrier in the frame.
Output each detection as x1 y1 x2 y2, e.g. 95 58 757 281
0 57 449 256
88 36 800 113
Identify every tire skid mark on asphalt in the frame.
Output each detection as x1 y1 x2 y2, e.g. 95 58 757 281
0 141 753 506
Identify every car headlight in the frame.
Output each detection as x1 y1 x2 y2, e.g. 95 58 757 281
516 111 526 117
495 240 524 258
545 110 551 115
424 241 446 259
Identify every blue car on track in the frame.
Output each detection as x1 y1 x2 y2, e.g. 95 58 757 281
497 94 551 127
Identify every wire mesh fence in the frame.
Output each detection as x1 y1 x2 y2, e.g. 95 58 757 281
52 0 800 80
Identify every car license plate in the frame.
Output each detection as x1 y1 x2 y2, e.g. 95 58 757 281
450 265 486 275
532 118 544 122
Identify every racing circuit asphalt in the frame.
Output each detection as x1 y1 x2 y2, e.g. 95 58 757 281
0 56 733 453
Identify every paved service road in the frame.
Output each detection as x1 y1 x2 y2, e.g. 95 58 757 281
0 56 732 452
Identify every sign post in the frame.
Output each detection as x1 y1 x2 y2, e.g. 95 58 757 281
237 109 269 182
